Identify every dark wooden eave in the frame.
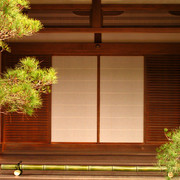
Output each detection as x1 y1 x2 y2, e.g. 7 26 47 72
28 4 180 34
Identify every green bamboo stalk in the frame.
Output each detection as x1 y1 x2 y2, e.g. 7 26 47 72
89 166 113 171
0 164 167 172
44 165 66 171
113 166 137 171
21 165 43 170
66 165 89 171
1 165 17 170
137 166 166 172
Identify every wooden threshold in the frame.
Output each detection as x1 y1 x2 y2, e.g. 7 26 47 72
1 143 158 155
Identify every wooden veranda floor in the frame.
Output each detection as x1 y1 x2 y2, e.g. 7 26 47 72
0 154 157 166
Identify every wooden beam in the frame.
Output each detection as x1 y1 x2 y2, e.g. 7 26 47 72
30 4 180 11
30 4 91 10
102 4 180 11
29 4 180 34
91 0 102 44
8 43 180 56
40 27 180 33
91 0 102 28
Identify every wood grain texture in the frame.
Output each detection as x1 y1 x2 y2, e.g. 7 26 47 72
2 143 158 155
145 56 180 143
30 4 91 10
97 56 100 143
8 43 180 56
91 0 102 28
102 4 180 11
40 27 180 33
30 4 180 11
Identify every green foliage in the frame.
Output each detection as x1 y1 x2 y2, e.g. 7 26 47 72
156 128 180 179
0 0 55 116
0 0 42 51
0 57 57 116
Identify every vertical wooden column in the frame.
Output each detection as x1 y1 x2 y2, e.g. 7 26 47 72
91 0 102 28
91 0 102 44
97 56 100 143
91 0 102 143
0 52 1 149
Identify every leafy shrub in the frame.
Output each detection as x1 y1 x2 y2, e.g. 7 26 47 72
157 128 180 179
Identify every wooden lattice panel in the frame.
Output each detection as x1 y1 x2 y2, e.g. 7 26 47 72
145 56 180 143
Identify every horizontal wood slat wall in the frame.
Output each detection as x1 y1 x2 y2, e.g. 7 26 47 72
145 56 180 144
1 53 51 143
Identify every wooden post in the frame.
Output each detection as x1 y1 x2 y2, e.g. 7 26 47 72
91 0 102 28
91 0 102 44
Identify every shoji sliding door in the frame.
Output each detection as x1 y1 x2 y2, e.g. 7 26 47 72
52 56 144 143
52 56 97 142
100 56 144 142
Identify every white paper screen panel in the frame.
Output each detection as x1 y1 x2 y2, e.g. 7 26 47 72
52 56 97 142
100 56 144 143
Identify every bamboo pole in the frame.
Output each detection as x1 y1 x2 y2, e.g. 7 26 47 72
0 164 167 172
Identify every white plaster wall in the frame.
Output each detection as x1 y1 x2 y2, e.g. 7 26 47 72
100 56 144 143
52 56 97 142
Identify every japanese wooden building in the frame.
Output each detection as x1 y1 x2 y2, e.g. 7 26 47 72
0 0 180 167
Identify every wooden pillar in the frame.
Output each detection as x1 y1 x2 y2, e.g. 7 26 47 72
91 0 102 143
91 0 102 28
91 0 102 44
0 52 2 153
